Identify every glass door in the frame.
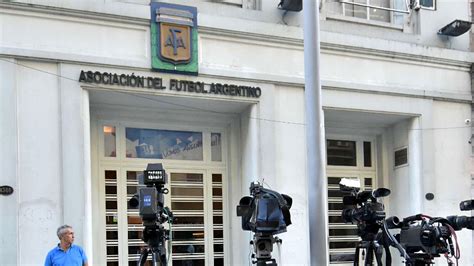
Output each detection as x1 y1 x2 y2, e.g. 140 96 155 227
327 175 375 264
167 170 226 266
168 170 206 266
96 122 228 266
101 167 226 266
326 138 376 265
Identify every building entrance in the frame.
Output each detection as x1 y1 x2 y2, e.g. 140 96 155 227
326 137 377 265
93 122 228 266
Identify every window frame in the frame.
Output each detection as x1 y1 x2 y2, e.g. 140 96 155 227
341 0 393 23
326 137 376 171
418 0 436 10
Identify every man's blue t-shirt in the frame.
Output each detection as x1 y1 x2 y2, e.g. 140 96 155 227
44 244 87 266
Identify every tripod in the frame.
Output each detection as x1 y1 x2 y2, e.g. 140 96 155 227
137 224 169 266
250 233 281 266
353 226 392 266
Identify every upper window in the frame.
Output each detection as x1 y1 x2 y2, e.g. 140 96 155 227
327 139 374 168
104 126 117 157
326 0 408 25
207 0 258 9
343 0 391 23
125 127 203 160
418 0 435 9
327 140 357 166
211 133 222 162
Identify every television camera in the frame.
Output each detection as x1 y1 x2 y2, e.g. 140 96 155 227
236 181 292 266
386 200 474 266
339 178 393 265
129 163 174 266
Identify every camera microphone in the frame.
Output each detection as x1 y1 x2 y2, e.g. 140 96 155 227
385 216 401 229
459 200 474 211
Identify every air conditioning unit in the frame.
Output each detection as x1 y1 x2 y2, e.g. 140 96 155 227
278 0 302 12
410 0 436 10
438 20 472 37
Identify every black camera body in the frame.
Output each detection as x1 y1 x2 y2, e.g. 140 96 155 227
339 179 390 240
236 182 292 265
129 164 171 225
398 219 451 256
137 187 160 222
387 199 474 261
342 199 386 224
236 182 292 235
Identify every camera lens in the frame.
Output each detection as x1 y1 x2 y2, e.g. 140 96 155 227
341 209 356 223
129 194 140 208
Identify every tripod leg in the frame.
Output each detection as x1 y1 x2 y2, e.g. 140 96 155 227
151 249 159 266
160 254 167 266
374 247 383 266
365 245 374 266
382 242 391 266
138 248 149 266
354 244 360 266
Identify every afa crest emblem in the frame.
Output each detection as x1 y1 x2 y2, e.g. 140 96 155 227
151 3 198 75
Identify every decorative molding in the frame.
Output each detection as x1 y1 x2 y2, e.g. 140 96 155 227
323 80 473 104
1 53 471 104
0 2 149 26
199 26 472 70
1 1 472 70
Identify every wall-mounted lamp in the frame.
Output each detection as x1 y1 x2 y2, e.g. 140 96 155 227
437 19 472 37
278 0 302 12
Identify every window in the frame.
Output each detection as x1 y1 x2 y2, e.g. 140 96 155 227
104 126 116 157
207 0 259 9
324 0 408 25
214 0 242 5
418 0 435 9
125 128 203 160
211 133 222 162
343 0 391 22
327 140 357 166
104 170 119 265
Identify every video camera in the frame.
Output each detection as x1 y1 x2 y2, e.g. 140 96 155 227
340 179 390 234
386 199 474 265
236 181 292 266
386 214 454 261
339 178 393 265
128 163 174 266
129 163 171 224
237 181 292 234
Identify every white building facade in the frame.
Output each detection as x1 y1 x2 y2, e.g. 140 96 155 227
1 0 473 265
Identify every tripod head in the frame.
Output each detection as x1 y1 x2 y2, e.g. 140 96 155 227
251 233 282 266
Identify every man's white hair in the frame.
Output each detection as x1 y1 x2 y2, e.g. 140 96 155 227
56 224 72 240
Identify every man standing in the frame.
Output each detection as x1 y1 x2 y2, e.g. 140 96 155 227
44 225 88 266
